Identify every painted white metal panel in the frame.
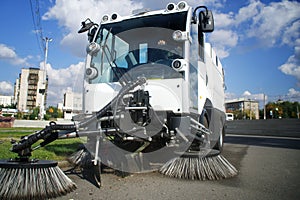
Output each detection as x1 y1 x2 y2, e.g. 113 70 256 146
145 79 184 113
83 83 121 113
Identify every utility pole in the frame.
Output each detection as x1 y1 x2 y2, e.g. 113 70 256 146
249 99 252 120
263 93 266 120
39 37 52 120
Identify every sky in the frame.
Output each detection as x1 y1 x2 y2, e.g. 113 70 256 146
0 0 299 107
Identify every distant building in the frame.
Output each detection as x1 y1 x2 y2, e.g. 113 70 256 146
15 68 48 112
63 90 82 119
0 95 14 107
14 78 19 105
225 98 259 120
57 102 63 111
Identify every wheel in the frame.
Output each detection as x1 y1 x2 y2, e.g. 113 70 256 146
213 126 225 152
202 115 209 129
201 115 210 150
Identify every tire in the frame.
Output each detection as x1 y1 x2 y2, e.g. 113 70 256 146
213 126 225 152
202 115 209 129
201 115 210 150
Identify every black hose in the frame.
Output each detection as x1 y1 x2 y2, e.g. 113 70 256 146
11 122 77 153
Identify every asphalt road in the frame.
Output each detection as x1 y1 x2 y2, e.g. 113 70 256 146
57 135 300 200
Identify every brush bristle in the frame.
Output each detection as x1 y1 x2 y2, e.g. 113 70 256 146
67 148 91 167
159 154 238 180
0 165 76 200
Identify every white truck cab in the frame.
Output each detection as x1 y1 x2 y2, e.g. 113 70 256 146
78 1 226 171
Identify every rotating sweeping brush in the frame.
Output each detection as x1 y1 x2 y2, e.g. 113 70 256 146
159 150 238 180
67 146 91 168
0 122 79 199
0 159 76 200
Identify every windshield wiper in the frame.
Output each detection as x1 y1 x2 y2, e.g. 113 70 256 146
100 28 131 86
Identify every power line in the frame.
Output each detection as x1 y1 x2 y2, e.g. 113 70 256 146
266 94 300 102
29 0 45 56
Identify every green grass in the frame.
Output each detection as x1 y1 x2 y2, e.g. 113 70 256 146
0 127 84 161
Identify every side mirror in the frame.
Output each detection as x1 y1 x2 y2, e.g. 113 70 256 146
88 27 97 43
78 18 99 42
199 10 214 32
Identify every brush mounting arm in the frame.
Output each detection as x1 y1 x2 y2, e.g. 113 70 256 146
11 122 77 157
10 77 147 158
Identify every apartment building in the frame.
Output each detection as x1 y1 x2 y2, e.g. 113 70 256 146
15 68 47 111
63 90 82 119
0 95 14 107
225 98 259 120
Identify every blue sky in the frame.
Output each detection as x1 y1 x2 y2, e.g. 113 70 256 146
0 0 299 106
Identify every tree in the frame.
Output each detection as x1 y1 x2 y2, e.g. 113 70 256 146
0 103 17 109
264 101 300 119
29 107 40 120
46 106 63 119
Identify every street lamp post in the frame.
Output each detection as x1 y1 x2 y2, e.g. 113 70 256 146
249 99 252 120
263 94 266 120
39 37 52 120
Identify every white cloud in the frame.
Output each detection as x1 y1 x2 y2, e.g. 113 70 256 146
187 0 226 8
234 0 263 26
0 81 13 95
209 29 238 58
208 1 300 59
287 88 300 102
288 88 300 97
282 20 300 46
279 56 300 82
242 90 251 97
227 90 265 101
246 0 300 47
214 12 235 28
279 39 300 85
0 44 29 66
206 0 300 84
41 61 85 105
210 29 238 48
225 92 237 100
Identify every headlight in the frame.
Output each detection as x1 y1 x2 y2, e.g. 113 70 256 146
111 13 118 20
102 15 109 22
166 3 175 11
177 1 187 10
172 30 188 41
172 59 182 70
172 59 187 71
86 67 98 80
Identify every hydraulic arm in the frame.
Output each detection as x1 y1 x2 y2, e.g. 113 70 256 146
10 77 147 160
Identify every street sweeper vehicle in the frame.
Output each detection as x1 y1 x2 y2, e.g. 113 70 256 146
0 2 237 199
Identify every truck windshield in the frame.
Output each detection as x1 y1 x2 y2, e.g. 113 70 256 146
88 11 187 84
